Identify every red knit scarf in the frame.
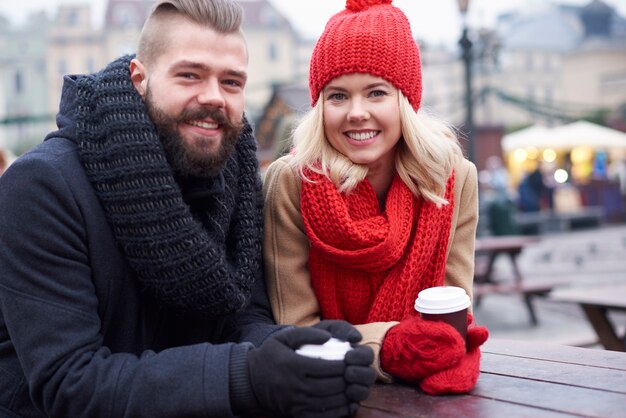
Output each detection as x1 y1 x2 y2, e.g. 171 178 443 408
301 171 455 324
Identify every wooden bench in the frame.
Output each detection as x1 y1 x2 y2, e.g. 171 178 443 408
473 280 566 326
474 235 541 285
514 206 604 235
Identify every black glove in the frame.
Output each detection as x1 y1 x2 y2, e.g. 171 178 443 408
344 345 375 405
312 320 363 343
248 326 354 418
313 320 376 415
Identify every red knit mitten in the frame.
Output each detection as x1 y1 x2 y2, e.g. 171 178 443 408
380 316 466 383
419 315 489 395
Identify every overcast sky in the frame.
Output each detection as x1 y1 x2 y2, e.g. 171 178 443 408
3 0 626 46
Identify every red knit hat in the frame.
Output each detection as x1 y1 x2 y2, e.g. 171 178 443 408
309 0 422 110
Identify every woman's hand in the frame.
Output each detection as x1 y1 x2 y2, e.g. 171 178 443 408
379 316 466 383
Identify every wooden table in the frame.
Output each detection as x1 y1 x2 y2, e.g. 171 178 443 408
358 339 626 417
473 235 554 325
550 283 626 352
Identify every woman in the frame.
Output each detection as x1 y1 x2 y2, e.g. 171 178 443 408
263 0 488 395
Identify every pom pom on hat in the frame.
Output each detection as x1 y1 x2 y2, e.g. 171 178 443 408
346 0 392 12
309 0 422 110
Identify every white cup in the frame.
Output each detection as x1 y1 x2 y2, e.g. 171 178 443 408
414 286 470 341
296 337 353 360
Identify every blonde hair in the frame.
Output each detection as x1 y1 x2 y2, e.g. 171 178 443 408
137 0 244 65
290 92 464 207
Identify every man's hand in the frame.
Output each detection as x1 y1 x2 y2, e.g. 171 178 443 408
314 320 377 415
248 323 375 417
313 320 363 344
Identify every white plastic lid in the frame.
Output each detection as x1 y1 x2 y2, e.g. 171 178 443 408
295 337 353 360
414 286 470 314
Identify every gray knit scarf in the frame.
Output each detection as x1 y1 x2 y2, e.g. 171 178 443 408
74 55 262 317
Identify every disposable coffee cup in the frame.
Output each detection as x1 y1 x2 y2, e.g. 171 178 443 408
414 286 470 341
295 337 353 360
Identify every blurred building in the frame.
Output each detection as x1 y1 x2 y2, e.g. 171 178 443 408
476 0 626 128
102 0 154 66
0 0 302 154
1 0 625 162
238 0 301 119
474 1 626 224
419 43 465 122
47 5 106 122
414 0 626 174
0 12 51 153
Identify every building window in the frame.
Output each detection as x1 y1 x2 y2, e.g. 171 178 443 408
543 86 554 125
526 86 535 109
525 53 533 72
260 8 279 27
36 59 45 75
114 7 136 27
545 87 553 104
544 55 553 72
14 70 23 94
67 10 79 26
268 42 278 61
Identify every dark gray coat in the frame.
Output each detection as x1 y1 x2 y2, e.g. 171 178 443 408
0 77 280 417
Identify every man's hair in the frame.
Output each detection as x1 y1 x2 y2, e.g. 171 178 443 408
137 0 244 65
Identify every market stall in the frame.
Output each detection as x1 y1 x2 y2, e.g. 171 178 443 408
501 121 626 222
502 121 626 184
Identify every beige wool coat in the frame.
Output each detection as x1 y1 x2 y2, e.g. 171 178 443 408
263 153 479 381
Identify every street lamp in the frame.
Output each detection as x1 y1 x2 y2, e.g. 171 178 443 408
458 0 475 164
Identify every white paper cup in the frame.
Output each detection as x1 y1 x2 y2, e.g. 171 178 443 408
414 286 470 340
296 337 353 360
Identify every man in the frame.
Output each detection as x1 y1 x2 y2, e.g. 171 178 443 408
0 1 375 416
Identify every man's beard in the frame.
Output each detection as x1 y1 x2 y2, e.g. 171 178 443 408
144 87 243 179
